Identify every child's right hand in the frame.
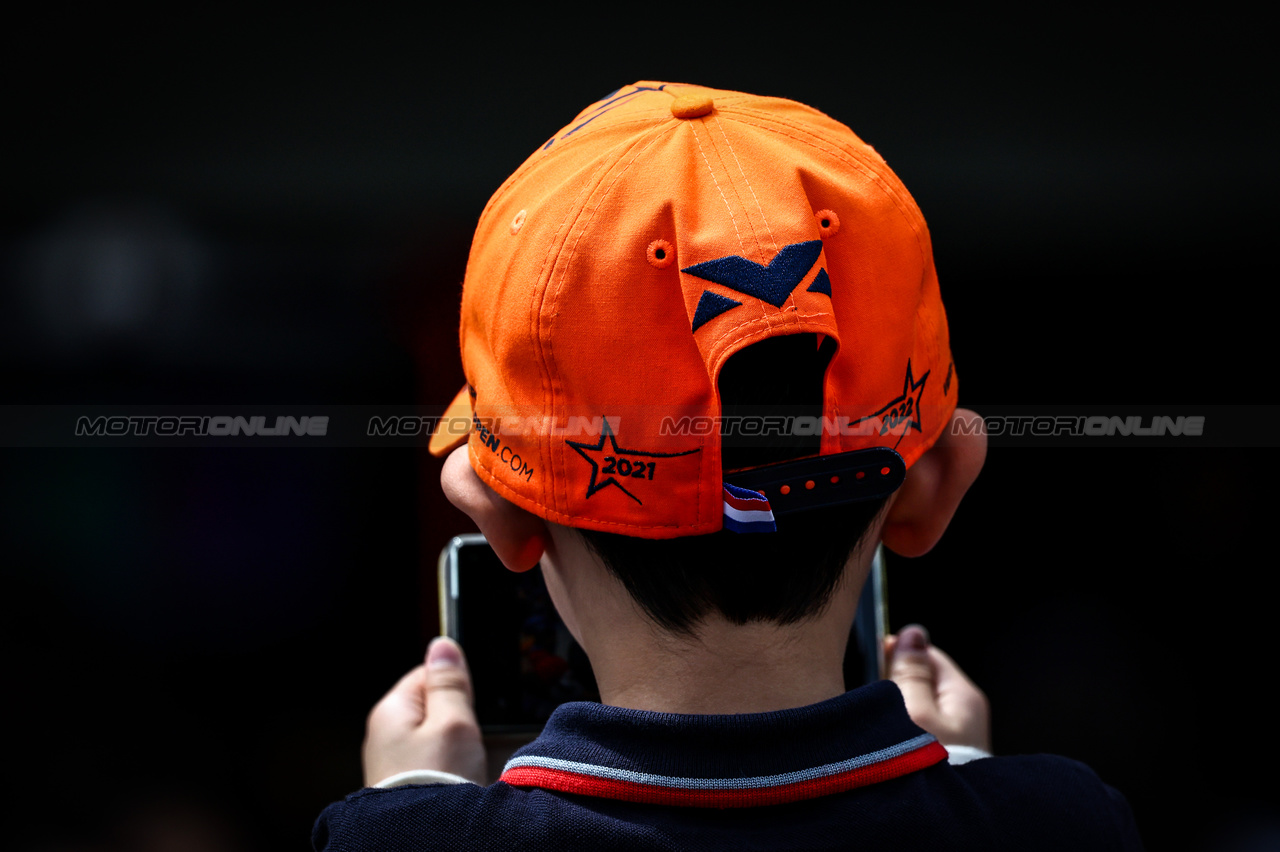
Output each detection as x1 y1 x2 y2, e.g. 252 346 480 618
362 636 488 787
886 624 991 753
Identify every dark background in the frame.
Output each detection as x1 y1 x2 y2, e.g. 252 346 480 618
3 11 1275 852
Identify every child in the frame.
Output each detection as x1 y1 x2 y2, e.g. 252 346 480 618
314 82 1142 850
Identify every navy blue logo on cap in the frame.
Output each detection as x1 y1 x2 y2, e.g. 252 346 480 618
853 360 930 449
567 418 699 505
542 85 668 151
683 240 828 331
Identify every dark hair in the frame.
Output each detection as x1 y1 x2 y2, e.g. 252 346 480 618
578 334 887 634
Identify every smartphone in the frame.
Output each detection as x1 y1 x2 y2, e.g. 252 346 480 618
438 534 887 734
438 534 599 735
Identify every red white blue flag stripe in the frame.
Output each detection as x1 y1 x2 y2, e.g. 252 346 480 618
722 483 776 533
500 732 945 807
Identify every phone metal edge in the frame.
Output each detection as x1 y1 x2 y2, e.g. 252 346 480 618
871 544 887 680
438 533 489 640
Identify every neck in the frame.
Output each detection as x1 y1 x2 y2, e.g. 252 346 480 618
591 613 854 715
539 524 867 716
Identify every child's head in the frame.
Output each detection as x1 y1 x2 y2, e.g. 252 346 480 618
432 82 983 638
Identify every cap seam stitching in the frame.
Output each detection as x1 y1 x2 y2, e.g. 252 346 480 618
729 106 922 204
697 114 767 264
723 110 929 261
712 113 780 261
711 114 796 328
542 122 684 520
687 120 748 257
526 143 628 518
483 115 683 221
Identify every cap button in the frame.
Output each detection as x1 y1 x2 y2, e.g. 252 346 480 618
670 94 714 119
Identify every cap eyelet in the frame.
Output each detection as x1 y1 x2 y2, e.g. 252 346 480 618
814 209 840 237
510 210 527 235
647 239 675 269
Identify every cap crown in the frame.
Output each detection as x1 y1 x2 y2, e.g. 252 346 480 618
450 82 955 538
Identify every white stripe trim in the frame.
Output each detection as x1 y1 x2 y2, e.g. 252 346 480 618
722 502 774 523
504 732 936 790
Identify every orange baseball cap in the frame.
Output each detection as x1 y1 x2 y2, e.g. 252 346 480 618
429 82 957 539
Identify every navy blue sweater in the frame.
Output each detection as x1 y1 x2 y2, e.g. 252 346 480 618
314 680 1143 850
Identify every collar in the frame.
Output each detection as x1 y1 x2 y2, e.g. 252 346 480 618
499 680 947 808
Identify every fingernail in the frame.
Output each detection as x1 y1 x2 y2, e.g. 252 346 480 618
427 636 463 668
899 624 929 652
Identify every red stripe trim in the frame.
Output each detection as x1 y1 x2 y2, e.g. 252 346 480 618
721 488 768 506
723 492 770 511
500 740 947 808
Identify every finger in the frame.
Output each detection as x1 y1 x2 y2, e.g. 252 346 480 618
887 624 938 716
924 644 992 751
887 624 931 671
424 636 479 724
926 644 983 699
927 645 989 714
367 664 428 730
925 643 967 686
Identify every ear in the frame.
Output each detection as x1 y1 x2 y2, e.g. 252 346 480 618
440 445 550 572
880 408 986 558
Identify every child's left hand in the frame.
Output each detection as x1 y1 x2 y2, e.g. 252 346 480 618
362 636 487 787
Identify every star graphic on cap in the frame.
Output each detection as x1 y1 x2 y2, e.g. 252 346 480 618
852 360 930 449
566 417 699 505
